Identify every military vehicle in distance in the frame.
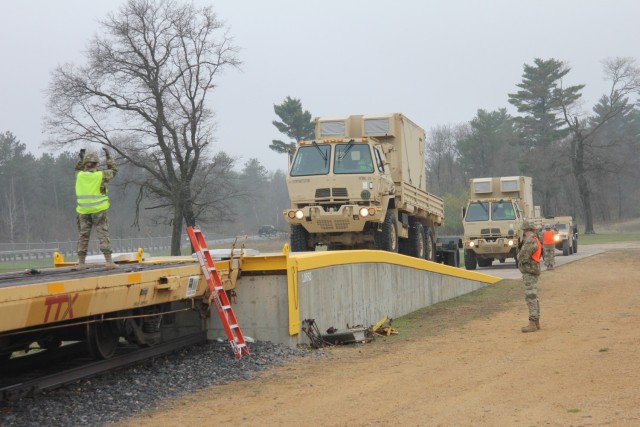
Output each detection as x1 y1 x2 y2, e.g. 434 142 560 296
462 176 541 270
283 113 447 262
544 215 578 256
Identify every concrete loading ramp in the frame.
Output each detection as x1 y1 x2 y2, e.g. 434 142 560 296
209 248 500 347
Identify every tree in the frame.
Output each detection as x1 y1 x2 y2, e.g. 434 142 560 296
270 96 314 158
45 0 241 255
508 58 585 214
457 109 520 179
558 57 640 233
425 123 466 195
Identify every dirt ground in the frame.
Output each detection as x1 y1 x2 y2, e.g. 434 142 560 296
121 249 640 426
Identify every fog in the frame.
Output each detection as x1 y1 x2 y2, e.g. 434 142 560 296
1 0 638 171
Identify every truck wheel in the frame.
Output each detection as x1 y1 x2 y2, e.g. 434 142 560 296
408 222 426 259
374 211 398 253
464 249 477 270
290 224 309 252
562 240 570 256
424 227 436 261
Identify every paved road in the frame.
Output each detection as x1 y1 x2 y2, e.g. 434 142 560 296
474 241 640 280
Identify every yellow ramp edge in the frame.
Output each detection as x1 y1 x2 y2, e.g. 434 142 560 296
290 250 501 284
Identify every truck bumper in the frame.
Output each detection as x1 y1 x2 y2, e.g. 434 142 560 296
463 237 517 258
283 205 384 233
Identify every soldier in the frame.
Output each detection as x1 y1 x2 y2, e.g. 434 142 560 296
517 220 542 333
75 148 118 270
542 224 557 270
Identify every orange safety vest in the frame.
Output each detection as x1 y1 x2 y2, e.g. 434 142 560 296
532 236 542 262
543 229 555 245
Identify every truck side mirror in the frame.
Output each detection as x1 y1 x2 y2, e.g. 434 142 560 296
461 207 466 219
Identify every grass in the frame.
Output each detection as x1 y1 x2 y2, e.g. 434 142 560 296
578 233 640 245
381 278 523 341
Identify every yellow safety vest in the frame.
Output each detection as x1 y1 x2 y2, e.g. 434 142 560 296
76 170 110 214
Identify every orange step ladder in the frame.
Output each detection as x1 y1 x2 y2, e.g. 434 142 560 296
186 226 250 358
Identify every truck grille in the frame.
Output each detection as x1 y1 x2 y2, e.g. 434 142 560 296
481 228 501 235
314 188 349 198
315 188 330 198
332 188 348 197
317 219 350 231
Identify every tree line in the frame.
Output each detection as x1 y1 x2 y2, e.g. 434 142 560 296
426 58 640 235
0 131 289 244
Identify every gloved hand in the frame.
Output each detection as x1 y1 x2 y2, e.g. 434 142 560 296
102 148 111 159
79 148 86 159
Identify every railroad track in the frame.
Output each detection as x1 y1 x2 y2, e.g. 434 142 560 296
0 332 207 402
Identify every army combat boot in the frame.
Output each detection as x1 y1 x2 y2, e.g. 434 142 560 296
104 253 118 270
521 320 538 333
78 255 86 271
535 319 541 330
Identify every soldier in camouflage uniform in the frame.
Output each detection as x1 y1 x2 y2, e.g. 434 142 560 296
75 148 118 270
517 220 542 333
542 224 557 270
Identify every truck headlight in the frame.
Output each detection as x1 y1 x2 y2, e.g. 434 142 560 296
359 207 369 217
295 210 304 219
554 235 560 242
469 241 475 247
507 239 514 246
287 210 296 219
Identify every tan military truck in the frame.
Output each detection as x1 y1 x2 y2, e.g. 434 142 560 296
462 176 541 270
283 113 445 261
544 215 578 255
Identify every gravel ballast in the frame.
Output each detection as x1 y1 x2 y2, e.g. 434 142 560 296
0 340 313 427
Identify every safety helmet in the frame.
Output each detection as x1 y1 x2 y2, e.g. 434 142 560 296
83 152 99 165
521 220 536 231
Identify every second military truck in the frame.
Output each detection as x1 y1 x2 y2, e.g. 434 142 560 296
462 176 540 270
283 113 445 261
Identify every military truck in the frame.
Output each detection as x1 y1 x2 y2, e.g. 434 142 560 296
283 113 445 261
544 216 578 256
462 176 541 270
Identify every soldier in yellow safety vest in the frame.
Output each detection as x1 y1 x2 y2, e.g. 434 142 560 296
75 148 118 270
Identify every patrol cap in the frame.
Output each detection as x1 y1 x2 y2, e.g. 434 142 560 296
521 220 536 231
84 152 99 164
544 224 551 229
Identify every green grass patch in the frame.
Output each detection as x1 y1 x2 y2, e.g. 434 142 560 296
567 408 581 413
578 233 640 245
599 348 609 352
381 279 522 341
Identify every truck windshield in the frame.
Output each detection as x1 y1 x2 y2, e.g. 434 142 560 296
465 202 489 221
334 144 374 174
555 224 567 230
491 201 516 220
290 145 331 176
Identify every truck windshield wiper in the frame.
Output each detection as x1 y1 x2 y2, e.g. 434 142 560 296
339 139 355 160
312 141 327 162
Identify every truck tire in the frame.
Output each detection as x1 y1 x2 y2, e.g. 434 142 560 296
290 224 309 252
424 227 436 261
562 240 570 256
374 211 399 253
464 249 477 270
408 221 426 259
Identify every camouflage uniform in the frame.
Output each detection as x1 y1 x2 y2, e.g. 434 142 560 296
542 228 556 269
517 229 541 322
75 154 117 257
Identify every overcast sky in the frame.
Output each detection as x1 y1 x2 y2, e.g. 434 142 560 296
1 0 639 172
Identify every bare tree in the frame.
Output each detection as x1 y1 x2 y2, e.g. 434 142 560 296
559 57 640 233
45 0 241 254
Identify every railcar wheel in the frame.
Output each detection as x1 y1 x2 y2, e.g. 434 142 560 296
86 321 119 359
